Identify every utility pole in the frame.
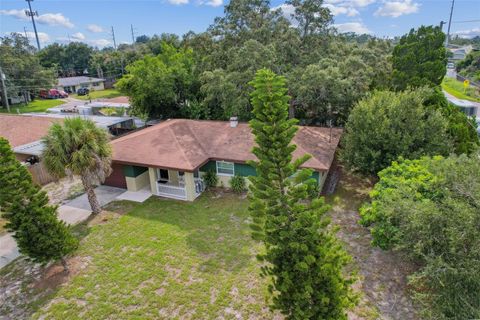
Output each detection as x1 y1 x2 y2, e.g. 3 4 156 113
23 26 28 40
131 24 136 46
25 0 41 51
0 67 10 113
446 0 455 47
111 26 117 50
439 21 446 31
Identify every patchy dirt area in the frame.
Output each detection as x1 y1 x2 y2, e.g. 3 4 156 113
43 177 84 205
328 170 419 320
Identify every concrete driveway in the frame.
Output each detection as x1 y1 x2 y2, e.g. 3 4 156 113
0 185 125 269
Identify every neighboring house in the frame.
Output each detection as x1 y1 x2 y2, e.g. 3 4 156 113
105 118 342 201
57 76 105 93
449 45 474 61
0 114 136 184
0 114 63 185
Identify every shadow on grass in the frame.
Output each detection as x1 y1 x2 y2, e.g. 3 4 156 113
131 192 254 273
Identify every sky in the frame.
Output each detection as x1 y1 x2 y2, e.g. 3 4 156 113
0 0 479 48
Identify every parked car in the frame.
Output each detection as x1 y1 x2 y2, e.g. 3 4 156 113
77 88 90 96
447 62 455 69
39 89 66 99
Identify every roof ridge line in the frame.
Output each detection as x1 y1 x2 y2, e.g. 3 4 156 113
167 121 196 170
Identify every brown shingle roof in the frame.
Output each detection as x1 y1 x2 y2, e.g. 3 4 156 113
0 114 62 147
111 119 342 172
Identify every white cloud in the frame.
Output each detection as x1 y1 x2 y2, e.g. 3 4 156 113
88 39 111 47
374 0 419 18
272 3 295 18
168 0 189 4
71 32 85 40
37 13 74 28
0 9 74 28
87 24 104 33
200 0 223 6
15 31 50 44
0 9 27 20
325 4 359 16
333 22 372 34
453 27 480 39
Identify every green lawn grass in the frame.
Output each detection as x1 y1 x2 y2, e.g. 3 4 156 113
70 89 122 101
33 194 275 319
442 77 480 102
0 99 64 114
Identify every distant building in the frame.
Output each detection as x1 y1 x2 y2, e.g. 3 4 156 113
448 45 474 62
57 76 105 93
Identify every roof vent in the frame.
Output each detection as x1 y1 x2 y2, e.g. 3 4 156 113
230 116 238 128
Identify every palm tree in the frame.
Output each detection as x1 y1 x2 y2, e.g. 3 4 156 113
42 117 112 215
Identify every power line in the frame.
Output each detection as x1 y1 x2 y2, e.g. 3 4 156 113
452 19 480 24
25 0 41 51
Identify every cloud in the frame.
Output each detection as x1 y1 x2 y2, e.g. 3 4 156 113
7 31 50 44
0 9 26 20
374 0 419 18
0 9 74 28
88 39 111 47
71 32 85 40
324 4 359 16
37 13 74 28
199 0 223 6
453 27 480 39
167 0 189 4
87 24 104 33
333 22 372 34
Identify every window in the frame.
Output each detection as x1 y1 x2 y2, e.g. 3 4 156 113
216 161 234 176
158 169 169 181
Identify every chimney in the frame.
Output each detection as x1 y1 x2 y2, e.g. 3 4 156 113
230 116 238 128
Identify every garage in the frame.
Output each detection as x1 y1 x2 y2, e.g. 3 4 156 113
104 163 127 189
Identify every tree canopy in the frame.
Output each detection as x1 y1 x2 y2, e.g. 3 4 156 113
391 25 447 90
360 154 480 318
341 88 452 175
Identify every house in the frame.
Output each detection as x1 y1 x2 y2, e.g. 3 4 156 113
0 114 63 184
448 45 474 62
104 118 342 201
57 76 105 93
0 113 136 184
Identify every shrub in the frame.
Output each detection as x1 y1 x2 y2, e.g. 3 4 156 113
203 170 218 188
360 153 480 318
341 88 452 175
229 175 246 193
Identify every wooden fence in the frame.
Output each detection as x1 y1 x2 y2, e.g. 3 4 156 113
28 162 57 185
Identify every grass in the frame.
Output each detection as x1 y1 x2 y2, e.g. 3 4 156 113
0 99 65 114
33 193 275 319
0 217 7 236
441 77 480 102
70 89 122 101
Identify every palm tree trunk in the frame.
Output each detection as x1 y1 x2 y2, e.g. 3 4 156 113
81 175 102 215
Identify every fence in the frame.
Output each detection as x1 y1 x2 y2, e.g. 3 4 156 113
28 163 56 185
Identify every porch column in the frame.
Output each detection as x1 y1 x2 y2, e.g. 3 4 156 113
148 168 158 195
184 172 196 201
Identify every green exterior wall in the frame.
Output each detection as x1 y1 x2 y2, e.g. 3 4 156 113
199 160 320 182
199 160 257 177
123 165 148 178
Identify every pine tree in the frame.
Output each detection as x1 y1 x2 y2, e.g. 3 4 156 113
0 138 78 271
248 69 356 319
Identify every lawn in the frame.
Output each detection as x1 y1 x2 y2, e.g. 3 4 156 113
0 99 64 114
32 193 276 319
70 89 122 101
442 77 480 102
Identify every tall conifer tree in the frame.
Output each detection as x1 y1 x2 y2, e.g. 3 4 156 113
0 138 78 271
248 69 356 319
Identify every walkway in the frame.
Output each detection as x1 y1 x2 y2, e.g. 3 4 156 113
0 186 124 269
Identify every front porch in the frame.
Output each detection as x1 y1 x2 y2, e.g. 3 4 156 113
149 168 205 201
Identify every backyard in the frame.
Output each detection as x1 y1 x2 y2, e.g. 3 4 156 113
0 173 418 319
70 89 122 101
0 99 64 114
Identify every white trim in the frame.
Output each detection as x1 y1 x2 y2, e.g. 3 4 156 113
216 160 235 176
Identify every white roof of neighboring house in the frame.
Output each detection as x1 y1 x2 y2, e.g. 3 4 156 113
25 113 133 129
57 76 105 87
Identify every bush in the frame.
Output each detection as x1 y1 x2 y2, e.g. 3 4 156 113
360 153 480 318
229 175 246 193
203 170 218 188
341 88 452 175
